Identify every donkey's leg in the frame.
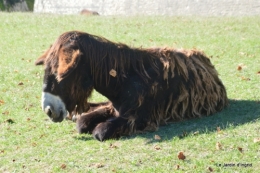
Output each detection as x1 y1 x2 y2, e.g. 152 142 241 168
92 102 156 141
88 101 112 111
69 101 112 122
92 117 129 141
76 105 118 134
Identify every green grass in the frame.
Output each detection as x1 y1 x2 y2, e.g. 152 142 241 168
0 13 259 172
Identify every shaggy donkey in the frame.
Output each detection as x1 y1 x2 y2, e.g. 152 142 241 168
35 31 228 141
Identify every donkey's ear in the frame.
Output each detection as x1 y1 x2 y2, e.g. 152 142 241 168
57 49 82 81
35 47 51 65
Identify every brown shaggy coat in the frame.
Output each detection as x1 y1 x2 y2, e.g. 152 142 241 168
36 31 228 141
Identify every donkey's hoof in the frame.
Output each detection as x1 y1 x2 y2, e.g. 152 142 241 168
92 122 119 141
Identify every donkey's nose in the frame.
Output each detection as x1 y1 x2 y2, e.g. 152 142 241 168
44 106 53 118
47 108 52 117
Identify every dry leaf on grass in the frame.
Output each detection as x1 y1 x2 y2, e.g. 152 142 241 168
241 76 250 81
253 138 260 143
0 100 4 106
216 142 222 150
237 147 243 153
175 164 180 170
60 164 66 169
208 166 214 172
237 65 242 71
237 63 247 70
154 134 161 140
2 111 10 115
177 151 186 160
89 163 104 168
109 143 118 149
154 145 161 150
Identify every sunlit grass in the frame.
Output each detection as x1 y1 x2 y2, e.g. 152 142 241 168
0 13 259 172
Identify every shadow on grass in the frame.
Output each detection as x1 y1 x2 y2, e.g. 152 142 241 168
73 135 93 141
75 99 260 142
138 99 260 143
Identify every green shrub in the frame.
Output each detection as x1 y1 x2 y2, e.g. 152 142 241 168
26 0 34 11
0 1 5 11
0 0 34 11
6 0 20 6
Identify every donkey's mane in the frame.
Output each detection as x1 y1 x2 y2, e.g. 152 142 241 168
47 31 160 85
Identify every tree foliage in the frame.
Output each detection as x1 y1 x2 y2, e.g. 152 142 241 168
0 0 34 11
6 0 21 6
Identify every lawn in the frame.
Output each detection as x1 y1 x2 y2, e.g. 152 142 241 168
0 13 259 172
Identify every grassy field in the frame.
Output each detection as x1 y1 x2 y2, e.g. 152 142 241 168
0 13 259 172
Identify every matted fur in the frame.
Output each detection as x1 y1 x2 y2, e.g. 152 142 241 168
36 31 228 141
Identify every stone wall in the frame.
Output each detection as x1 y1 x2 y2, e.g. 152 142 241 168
34 0 260 16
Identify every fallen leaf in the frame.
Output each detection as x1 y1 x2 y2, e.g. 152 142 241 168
90 163 104 168
253 138 260 143
39 134 46 139
60 164 66 169
109 143 118 149
175 164 180 170
154 134 161 140
237 65 242 71
2 111 10 115
241 76 250 81
34 158 41 162
177 151 186 160
216 142 222 150
154 145 161 150
208 166 214 172
237 147 243 153
109 69 117 77
0 100 4 106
